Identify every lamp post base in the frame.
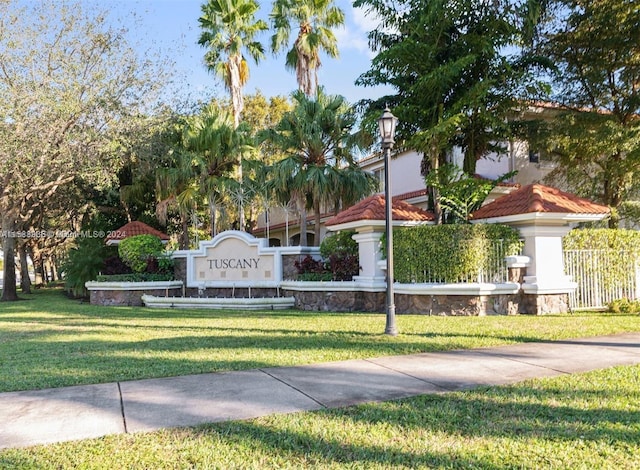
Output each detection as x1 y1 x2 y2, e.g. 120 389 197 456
385 304 398 336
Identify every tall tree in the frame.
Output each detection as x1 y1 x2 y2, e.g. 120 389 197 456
0 1 167 300
198 0 267 230
263 88 377 245
270 0 344 97
354 0 546 175
530 0 640 227
182 103 254 236
198 0 268 128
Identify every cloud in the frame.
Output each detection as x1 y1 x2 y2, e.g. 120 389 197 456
335 3 380 59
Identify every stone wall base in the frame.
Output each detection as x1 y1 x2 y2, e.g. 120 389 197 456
90 285 571 315
90 288 182 307
520 293 571 315
284 289 568 316
396 293 521 316
184 287 280 298
282 289 385 312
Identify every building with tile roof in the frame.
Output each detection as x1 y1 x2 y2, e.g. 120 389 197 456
325 194 435 231
471 184 610 224
105 221 170 246
253 106 572 247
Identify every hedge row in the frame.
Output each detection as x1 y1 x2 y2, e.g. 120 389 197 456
390 224 523 283
563 228 640 292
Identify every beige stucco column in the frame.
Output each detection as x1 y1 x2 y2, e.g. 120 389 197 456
352 229 385 282
517 225 576 294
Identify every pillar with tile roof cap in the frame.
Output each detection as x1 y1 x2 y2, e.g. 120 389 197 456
471 184 610 313
325 195 435 285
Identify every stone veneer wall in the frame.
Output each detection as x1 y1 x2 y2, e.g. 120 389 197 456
183 287 280 298
395 293 522 316
520 293 571 315
281 254 309 280
283 289 385 312
284 290 524 315
174 258 187 284
90 287 182 307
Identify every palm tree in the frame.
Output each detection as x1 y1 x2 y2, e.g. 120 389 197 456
182 103 253 236
198 0 268 128
263 88 377 245
198 0 267 229
155 150 199 249
270 0 344 97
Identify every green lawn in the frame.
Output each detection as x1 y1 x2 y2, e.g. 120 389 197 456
0 288 639 468
1 365 638 468
0 288 638 392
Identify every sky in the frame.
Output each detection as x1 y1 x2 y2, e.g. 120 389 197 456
95 0 391 106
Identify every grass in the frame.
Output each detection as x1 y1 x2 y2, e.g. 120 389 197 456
0 288 638 392
1 365 638 468
0 288 639 468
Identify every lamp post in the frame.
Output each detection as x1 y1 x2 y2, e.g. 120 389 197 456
379 107 398 336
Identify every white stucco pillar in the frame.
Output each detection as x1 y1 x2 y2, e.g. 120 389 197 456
518 225 577 294
352 230 385 282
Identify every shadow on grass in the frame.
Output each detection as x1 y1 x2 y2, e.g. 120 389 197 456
179 370 640 468
1 288 638 393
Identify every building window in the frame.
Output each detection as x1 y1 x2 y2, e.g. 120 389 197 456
528 146 557 167
374 168 385 191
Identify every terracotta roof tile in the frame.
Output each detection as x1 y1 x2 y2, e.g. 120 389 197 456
326 194 435 226
106 221 170 242
471 184 610 219
394 189 428 201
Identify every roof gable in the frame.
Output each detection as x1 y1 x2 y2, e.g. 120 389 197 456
106 221 170 244
326 194 435 226
471 184 610 220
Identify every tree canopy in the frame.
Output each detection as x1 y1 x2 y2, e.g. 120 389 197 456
263 88 377 245
530 0 640 227
270 0 345 97
0 0 170 300
354 0 544 175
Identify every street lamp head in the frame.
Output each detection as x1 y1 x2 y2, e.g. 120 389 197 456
378 107 398 149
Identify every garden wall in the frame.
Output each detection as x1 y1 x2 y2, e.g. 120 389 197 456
86 281 183 307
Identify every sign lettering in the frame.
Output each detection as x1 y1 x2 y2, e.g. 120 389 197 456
208 257 260 270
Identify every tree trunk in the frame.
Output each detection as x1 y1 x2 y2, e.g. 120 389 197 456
463 148 476 176
19 242 31 294
180 213 189 250
42 258 50 284
313 199 321 246
32 247 45 285
298 195 308 247
431 147 443 225
1 214 19 301
229 55 246 231
49 254 57 282
209 198 217 238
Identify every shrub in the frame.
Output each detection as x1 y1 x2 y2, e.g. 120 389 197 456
319 231 360 281
320 231 357 258
327 253 360 281
294 255 326 279
563 228 640 252
102 255 132 275
118 235 166 273
608 297 640 314
96 273 174 282
60 237 107 297
564 228 640 294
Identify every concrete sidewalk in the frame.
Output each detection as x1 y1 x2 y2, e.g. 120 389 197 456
1 332 639 449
